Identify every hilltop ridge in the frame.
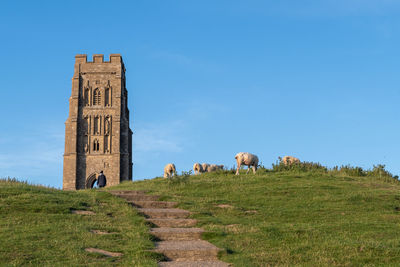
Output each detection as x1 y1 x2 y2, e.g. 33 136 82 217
2 167 400 266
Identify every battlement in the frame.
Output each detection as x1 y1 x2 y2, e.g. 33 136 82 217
75 54 122 64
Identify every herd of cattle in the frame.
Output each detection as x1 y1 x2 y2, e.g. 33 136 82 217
163 152 300 178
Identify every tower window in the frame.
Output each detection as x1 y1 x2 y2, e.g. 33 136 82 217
93 139 100 151
93 89 101 105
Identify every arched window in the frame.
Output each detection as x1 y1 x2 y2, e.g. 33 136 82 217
93 89 101 105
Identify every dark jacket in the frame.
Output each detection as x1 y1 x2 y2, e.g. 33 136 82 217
97 173 107 187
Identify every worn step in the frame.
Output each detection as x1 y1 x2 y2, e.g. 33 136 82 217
147 218 198 228
116 195 160 202
109 190 148 195
138 208 190 219
129 201 177 209
85 247 123 257
90 230 117 235
151 228 204 241
158 261 230 267
71 210 95 215
155 240 221 261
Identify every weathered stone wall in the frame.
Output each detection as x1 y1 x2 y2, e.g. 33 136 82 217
63 54 133 190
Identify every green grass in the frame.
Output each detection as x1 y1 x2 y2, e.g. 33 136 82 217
0 178 159 266
2 168 400 266
109 170 400 266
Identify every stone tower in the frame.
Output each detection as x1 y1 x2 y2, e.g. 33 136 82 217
63 54 132 190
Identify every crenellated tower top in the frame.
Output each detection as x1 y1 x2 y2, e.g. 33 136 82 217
74 54 123 64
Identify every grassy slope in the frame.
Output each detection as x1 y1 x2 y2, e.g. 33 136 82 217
109 171 400 266
0 180 159 266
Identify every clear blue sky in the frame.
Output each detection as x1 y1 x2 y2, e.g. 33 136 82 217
0 1 399 188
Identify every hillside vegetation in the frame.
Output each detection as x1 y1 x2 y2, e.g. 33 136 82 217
2 163 400 266
110 165 400 266
0 179 159 266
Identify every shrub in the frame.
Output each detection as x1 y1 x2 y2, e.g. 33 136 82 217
167 170 191 185
269 158 398 182
331 165 366 177
271 160 328 173
366 164 395 179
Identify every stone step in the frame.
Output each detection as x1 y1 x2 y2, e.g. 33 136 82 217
155 240 221 261
109 190 148 195
138 208 190 219
150 228 204 241
90 230 117 235
85 247 123 257
129 201 177 209
71 210 95 215
116 195 160 202
146 218 198 228
158 261 230 267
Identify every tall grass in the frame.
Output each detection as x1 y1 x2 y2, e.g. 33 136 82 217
266 160 398 182
271 161 328 173
0 177 28 184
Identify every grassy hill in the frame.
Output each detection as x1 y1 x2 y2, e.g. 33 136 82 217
0 179 159 266
110 167 400 266
2 165 400 266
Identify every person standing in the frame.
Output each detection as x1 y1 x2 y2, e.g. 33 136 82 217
97 171 107 188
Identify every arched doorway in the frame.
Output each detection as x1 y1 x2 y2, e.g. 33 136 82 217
85 173 97 189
